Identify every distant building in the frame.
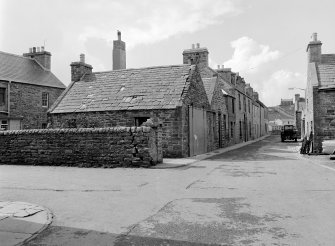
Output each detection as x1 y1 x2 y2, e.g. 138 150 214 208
294 94 305 138
267 101 294 134
280 99 294 107
304 33 335 152
0 47 66 130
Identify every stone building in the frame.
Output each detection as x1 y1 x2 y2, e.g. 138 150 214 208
304 33 335 152
49 60 211 158
0 47 66 130
49 38 268 158
183 43 268 145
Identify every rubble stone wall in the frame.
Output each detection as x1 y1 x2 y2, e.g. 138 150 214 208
10 82 64 129
313 88 335 153
0 126 162 168
50 109 184 158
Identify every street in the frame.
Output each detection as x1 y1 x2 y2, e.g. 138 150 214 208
1 135 335 245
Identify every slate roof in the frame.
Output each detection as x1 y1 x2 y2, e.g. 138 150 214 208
268 106 294 121
0 51 65 89
321 54 335 64
317 54 335 87
50 65 195 113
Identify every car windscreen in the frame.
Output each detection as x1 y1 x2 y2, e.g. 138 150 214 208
284 125 294 130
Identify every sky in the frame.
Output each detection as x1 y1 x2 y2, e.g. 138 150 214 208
1 0 334 106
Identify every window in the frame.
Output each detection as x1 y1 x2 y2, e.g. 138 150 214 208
0 120 8 130
232 98 235 113
42 92 49 107
0 88 5 105
231 122 234 138
67 119 77 128
135 117 150 126
248 100 251 113
42 123 48 129
238 94 241 110
249 122 252 137
243 96 246 112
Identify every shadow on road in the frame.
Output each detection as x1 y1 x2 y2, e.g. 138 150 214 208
24 224 221 246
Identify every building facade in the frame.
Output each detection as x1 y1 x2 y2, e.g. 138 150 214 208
49 40 268 158
0 47 66 130
304 33 335 152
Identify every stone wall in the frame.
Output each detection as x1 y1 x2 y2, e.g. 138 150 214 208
0 126 162 167
50 109 184 158
10 82 64 129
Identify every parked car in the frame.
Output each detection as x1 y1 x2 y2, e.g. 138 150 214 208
281 125 297 142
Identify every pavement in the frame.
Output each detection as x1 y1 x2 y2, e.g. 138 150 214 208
152 135 270 169
0 201 52 246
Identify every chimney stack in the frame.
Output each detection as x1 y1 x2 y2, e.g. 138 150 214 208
307 32 322 63
70 54 93 82
182 43 209 67
113 30 126 70
23 46 51 70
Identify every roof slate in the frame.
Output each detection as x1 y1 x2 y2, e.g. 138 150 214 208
317 63 335 86
321 54 335 64
0 51 65 88
51 65 194 113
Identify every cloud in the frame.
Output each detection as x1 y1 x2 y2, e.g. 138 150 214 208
224 36 280 74
259 70 305 106
1 0 242 84
77 0 242 49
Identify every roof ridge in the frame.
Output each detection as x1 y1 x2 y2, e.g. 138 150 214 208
92 64 192 75
0 50 35 61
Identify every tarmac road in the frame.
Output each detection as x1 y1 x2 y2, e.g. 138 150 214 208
1 135 335 245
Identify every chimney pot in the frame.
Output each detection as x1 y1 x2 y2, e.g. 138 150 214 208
33 47 36 53
80 54 85 63
196 43 200 48
217 65 220 69
221 64 224 68
312 33 317 42
37 47 40 52
117 30 121 41
29 48 33 53
41 46 45 52
192 44 195 49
